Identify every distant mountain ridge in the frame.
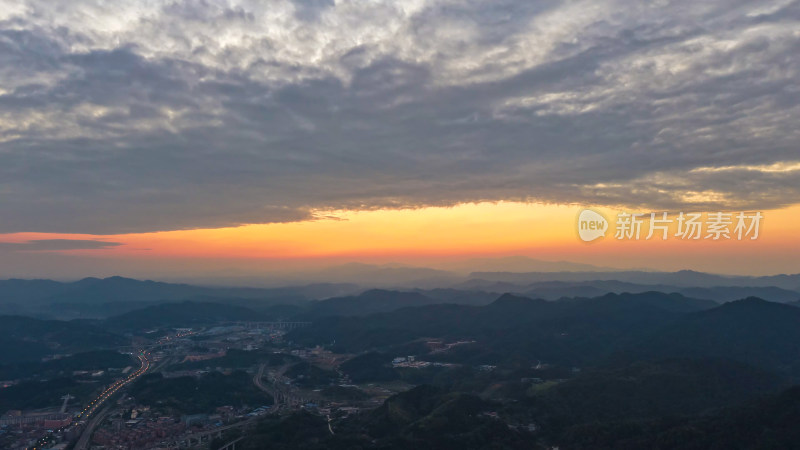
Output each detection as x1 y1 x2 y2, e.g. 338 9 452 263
467 270 800 289
509 280 799 303
0 276 353 318
462 272 800 303
441 256 617 273
299 288 498 319
3 270 799 322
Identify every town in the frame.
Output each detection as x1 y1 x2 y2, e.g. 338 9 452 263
0 321 479 449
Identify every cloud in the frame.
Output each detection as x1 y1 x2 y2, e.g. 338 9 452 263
0 0 798 233
0 239 123 251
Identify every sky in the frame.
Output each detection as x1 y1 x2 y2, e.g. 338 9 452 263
0 0 798 279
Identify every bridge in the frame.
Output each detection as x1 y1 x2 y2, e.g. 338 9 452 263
229 321 311 330
253 364 318 408
161 418 256 449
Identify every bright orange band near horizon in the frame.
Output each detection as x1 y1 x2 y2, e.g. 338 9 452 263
1 202 799 275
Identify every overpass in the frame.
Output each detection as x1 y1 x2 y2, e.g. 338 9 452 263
229 321 311 330
253 364 319 408
161 418 256 449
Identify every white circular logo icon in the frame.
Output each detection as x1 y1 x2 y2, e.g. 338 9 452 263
577 209 608 242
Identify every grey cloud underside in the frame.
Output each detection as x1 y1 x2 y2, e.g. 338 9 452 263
0 239 123 251
0 0 798 233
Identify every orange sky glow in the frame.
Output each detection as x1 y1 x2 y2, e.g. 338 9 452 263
1 202 798 276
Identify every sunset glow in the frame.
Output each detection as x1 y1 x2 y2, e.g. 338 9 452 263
3 202 798 276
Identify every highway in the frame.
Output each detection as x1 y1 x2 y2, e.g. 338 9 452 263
253 363 275 397
163 417 256 448
73 404 113 450
28 349 151 450
71 350 151 450
253 363 320 410
76 351 151 420
68 330 193 449
76 331 193 419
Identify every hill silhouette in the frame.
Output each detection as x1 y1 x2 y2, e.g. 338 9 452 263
624 297 800 376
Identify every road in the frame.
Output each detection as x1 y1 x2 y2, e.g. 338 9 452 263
253 363 309 408
254 363 294 398
27 331 196 449
76 351 150 420
31 350 151 449
253 364 275 395
73 404 113 450
72 350 151 449
253 363 285 410
75 330 192 423
71 331 192 448
164 418 256 448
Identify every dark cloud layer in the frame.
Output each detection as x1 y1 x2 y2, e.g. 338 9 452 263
0 0 798 233
0 239 123 251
